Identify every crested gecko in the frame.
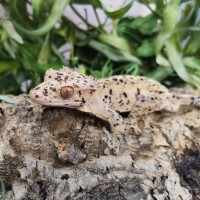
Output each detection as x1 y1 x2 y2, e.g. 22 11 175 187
30 67 200 155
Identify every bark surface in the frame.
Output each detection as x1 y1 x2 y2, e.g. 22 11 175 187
0 86 200 200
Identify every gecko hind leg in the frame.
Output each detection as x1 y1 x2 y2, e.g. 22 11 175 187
128 93 165 119
129 93 182 118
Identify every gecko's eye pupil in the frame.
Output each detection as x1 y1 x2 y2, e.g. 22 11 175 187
60 86 74 99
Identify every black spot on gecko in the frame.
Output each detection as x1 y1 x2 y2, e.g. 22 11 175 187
55 76 62 81
172 95 176 99
114 123 119 127
82 98 86 103
118 99 123 104
35 87 40 90
190 96 195 105
137 88 140 95
50 87 56 92
123 92 128 98
113 78 118 81
104 95 108 99
109 89 112 95
57 72 64 76
73 84 79 88
190 97 195 101
119 79 123 83
43 89 48 96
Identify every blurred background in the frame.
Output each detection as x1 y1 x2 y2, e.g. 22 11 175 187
0 0 200 96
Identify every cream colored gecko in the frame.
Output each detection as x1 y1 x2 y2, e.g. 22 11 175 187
30 67 200 155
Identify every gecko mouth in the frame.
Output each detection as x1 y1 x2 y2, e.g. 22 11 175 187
31 99 83 107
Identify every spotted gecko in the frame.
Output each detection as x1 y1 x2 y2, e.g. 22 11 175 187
30 67 200 155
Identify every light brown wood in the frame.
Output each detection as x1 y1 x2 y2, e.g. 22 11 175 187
0 86 200 200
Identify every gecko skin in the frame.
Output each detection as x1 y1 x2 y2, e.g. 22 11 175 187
30 67 200 155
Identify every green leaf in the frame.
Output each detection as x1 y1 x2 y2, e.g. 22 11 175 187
71 0 102 7
32 0 44 20
90 61 113 78
128 14 158 35
165 39 195 85
155 0 180 53
0 24 8 43
146 66 174 81
90 70 102 78
117 14 157 35
165 39 189 81
188 26 200 32
183 57 200 71
37 33 52 63
89 40 141 64
136 40 155 57
0 95 17 104
19 43 41 64
10 0 32 28
98 33 130 51
184 33 200 55
114 63 140 75
156 54 171 67
101 0 134 20
3 21 23 44
13 0 70 36
0 59 20 73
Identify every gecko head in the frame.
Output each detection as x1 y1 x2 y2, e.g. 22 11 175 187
30 67 97 107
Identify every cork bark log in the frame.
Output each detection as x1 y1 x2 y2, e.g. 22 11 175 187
0 86 200 200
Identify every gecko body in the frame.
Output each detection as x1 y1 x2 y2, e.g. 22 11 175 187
30 67 200 155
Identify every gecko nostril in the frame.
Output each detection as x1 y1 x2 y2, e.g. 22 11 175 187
35 95 39 98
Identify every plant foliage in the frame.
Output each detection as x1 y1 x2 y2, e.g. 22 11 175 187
0 0 200 94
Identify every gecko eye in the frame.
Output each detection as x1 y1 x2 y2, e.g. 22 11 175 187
60 86 74 99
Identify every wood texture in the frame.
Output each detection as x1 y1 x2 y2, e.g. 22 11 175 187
0 87 200 200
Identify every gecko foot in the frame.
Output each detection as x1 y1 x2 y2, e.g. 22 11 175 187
102 127 120 156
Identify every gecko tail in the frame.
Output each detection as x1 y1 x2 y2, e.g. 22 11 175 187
174 94 200 107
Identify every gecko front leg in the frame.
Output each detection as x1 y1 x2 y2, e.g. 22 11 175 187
87 105 124 155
